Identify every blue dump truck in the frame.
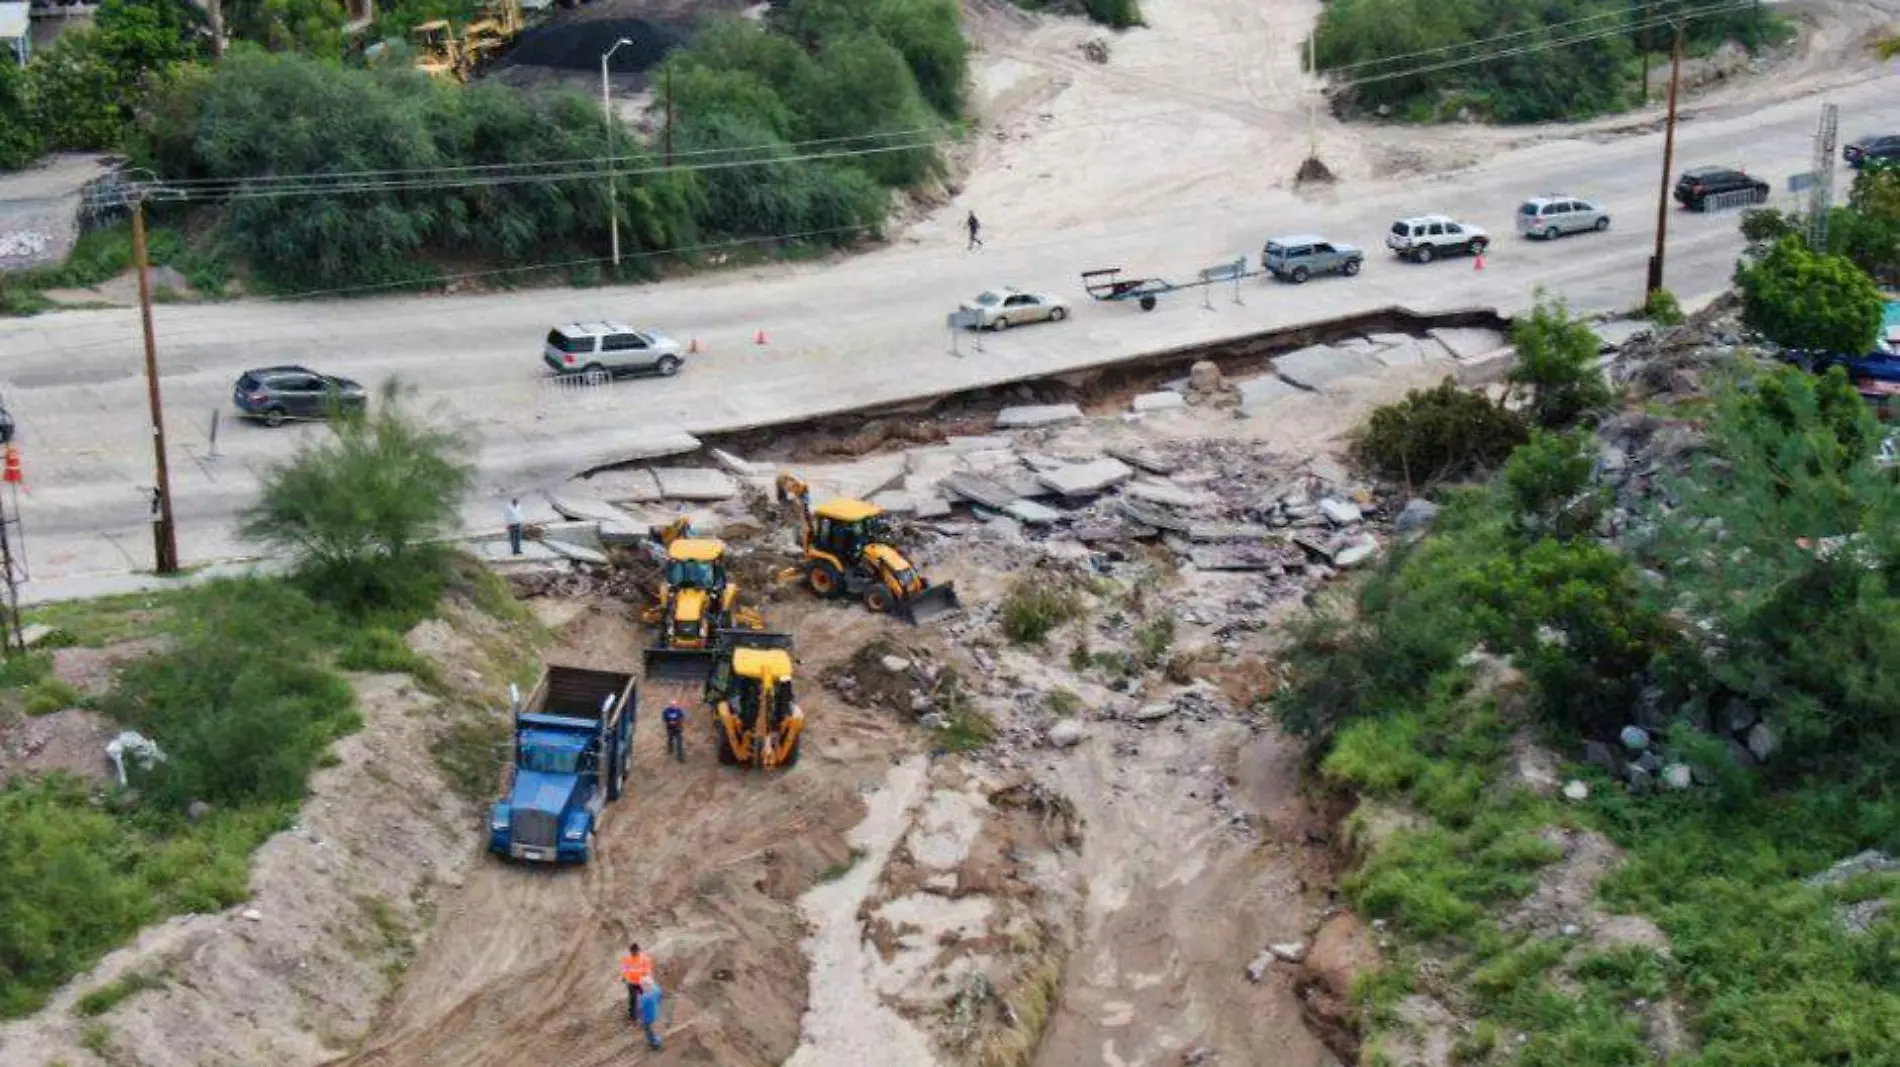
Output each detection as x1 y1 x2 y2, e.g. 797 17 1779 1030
488 665 636 864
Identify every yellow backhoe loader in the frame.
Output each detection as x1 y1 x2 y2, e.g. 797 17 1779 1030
775 473 962 624
461 0 524 73
411 20 469 81
706 631 804 769
641 520 764 683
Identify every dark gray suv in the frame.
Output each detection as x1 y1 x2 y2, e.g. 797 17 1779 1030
1262 234 1363 283
233 366 367 427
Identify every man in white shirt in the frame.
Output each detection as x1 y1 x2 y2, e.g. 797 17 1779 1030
505 498 525 556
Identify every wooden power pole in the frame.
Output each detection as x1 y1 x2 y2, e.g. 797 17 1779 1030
1646 25 1685 299
131 198 180 575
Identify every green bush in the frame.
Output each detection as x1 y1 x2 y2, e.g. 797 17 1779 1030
1508 293 1613 430
1642 287 1685 327
1738 236 1885 355
999 577 1084 645
1354 378 1529 485
1502 428 1599 538
74 969 169 1017
0 60 40 169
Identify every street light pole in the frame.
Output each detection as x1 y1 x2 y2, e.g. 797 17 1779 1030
130 195 179 574
601 37 632 269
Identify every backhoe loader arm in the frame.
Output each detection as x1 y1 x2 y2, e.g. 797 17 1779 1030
775 473 816 553
649 516 693 548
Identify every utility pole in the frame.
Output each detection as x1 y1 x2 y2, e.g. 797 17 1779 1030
600 41 626 269
130 196 179 575
664 62 675 167
1646 24 1684 299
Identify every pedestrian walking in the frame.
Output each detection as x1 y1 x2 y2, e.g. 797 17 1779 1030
620 941 656 1030
663 702 686 763
966 210 983 250
505 497 526 556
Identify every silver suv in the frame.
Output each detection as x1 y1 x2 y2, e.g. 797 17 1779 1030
1516 196 1610 240
1262 235 1363 283
1385 215 1489 263
543 322 686 382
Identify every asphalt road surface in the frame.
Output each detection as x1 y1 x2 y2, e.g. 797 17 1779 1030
1 77 1895 585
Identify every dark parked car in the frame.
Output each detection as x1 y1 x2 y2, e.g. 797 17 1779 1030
233 366 367 427
1845 134 1900 169
1674 166 1770 211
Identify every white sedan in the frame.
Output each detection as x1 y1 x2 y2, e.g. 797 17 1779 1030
960 287 1070 330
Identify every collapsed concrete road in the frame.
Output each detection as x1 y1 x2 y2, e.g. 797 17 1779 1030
4 76 1895 589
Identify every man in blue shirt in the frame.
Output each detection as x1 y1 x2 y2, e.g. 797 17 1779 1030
663 703 685 762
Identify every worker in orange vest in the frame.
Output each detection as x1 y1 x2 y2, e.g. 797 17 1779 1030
620 941 660 1048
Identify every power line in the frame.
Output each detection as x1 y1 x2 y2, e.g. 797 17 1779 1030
42 0 1768 209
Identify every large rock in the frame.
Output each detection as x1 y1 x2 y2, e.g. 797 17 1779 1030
652 467 738 501
1047 719 1088 748
1394 498 1440 533
1318 498 1363 525
1332 534 1380 569
1747 722 1781 762
1037 457 1135 497
995 403 1083 429
1187 360 1225 392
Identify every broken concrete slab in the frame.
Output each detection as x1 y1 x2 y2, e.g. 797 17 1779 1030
870 490 918 516
652 467 738 501
573 468 662 503
1591 318 1651 352
944 434 1016 453
940 472 1020 511
1236 374 1300 413
1124 480 1213 509
1038 457 1135 498
1333 534 1381 569
1454 347 1518 387
1131 391 1187 413
538 520 603 551
1187 547 1282 571
913 497 953 520
1319 498 1364 525
1119 499 1192 534
1371 338 1444 368
1367 332 1414 348
1000 471 1057 499
995 403 1083 429
541 539 610 566
709 448 773 478
1187 522 1271 542
1106 444 1178 475
548 491 642 526
1004 499 1062 525
1018 452 1068 472
1274 345 1386 391
1427 326 1510 362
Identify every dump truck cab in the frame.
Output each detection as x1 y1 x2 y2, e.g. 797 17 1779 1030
487 666 635 864
707 634 804 769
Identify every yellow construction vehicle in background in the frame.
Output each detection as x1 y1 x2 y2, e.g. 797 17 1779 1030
462 0 524 73
641 527 765 682
775 473 962 624
706 631 804 769
411 19 469 81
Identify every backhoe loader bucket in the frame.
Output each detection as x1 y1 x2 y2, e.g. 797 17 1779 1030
642 645 719 684
901 582 963 625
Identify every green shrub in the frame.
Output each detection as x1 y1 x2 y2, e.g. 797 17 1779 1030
1738 236 1885 355
1355 378 1529 486
1502 428 1599 538
1508 293 1612 430
0 59 39 169
1081 0 1142 29
74 969 169 1017
1000 578 1083 645
1642 287 1685 327
23 676 84 716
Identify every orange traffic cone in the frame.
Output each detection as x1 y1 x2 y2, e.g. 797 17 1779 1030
3 446 22 488
754 328 768 346
1474 252 1485 272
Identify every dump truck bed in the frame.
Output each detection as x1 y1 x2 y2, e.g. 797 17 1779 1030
525 665 636 728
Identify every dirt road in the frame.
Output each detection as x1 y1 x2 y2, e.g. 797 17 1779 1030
333 600 909 1067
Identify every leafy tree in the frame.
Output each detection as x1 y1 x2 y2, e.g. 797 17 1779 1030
1738 236 1884 354
1508 292 1613 430
94 0 208 73
1503 428 1599 539
26 32 125 151
238 379 474 613
1356 378 1528 485
223 0 346 58
0 60 39 170
793 33 940 186
868 0 968 117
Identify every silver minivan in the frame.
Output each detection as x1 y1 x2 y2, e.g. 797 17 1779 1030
1516 196 1610 240
542 322 686 381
